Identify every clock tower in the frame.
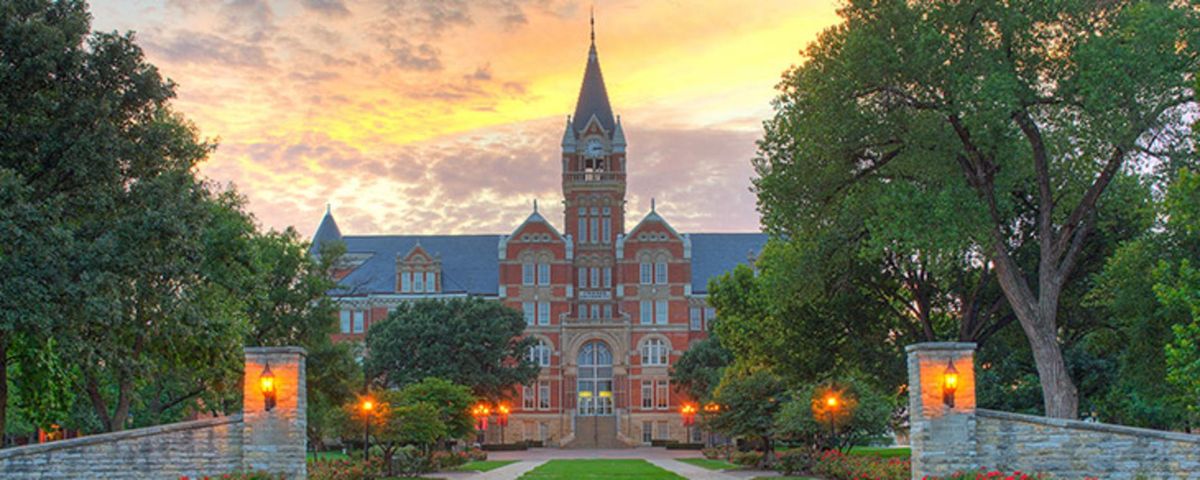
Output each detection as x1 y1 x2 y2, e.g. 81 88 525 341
561 14 626 326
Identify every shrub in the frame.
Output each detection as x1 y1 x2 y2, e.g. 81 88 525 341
776 448 818 475
307 457 385 480
430 450 468 469
702 445 734 460
391 446 436 477
922 470 1048 480
465 447 488 462
813 449 909 480
729 450 764 466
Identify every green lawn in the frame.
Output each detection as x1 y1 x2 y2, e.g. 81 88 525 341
846 446 911 458
453 459 519 472
518 459 685 479
754 477 819 480
307 450 353 461
677 458 737 470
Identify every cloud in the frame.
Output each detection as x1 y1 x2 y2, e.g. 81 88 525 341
466 64 493 81
143 30 270 68
389 39 443 71
299 0 351 17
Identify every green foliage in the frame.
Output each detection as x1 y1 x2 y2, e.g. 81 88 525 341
708 368 787 466
1158 169 1200 423
774 378 894 452
670 332 732 402
365 298 538 400
393 377 476 441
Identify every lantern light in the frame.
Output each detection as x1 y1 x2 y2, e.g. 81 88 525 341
943 359 959 408
362 400 374 411
259 362 277 412
825 395 838 408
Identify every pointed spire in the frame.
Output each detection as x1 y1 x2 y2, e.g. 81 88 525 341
533 199 539 213
651 197 656 212
613 115 626 152
572 8 615 135
310 204 343 255
590 6 595 46
561 115 576 150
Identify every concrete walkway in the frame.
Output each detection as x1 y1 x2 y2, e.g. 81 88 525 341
647 458 779 480
432 449 780 480
434 460 546 480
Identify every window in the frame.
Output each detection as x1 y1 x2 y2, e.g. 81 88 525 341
539 423 549 441
413 271 424 292
657 421 669 439
538 301 550 325
529 340 551 367
640 300 652 324
656 380 669 409
603 304 612 319
523 302 535 325
425 271 436 292
655 300 668 325
538 381 551 410
603 267 612 288
590 268 599 288
641 381 654 409
340 310 352 333
642 421 653 443
641 338 668 366
590 217 598 243
523 386 535 409
690 308 702 331
705 307 717 322
579 304 588 320
578 217 587 243
640 262 652 284
538 263 550 285
353 310 365 333
590 304 600 319
602 218 611 243
522 263 535 285
655 261 668 284
400 272 411 292
578 267 587 288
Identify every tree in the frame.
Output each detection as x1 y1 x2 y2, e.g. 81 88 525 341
1157 169 1200 427
755 0 1199 418
775 377 895 452
393 377 476 442
708 368 787 468
366 298 538 400
671 333 732 402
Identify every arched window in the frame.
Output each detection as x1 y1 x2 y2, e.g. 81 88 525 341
641 338 668 366
528 340 551 367
577 341 614 416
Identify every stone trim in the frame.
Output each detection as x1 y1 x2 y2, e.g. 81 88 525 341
245 346 308 357
905 342 976 353
0 415 242 460
977 409 1200 444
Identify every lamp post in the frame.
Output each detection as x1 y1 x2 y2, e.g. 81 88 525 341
825 394 839 446
680 403 697 444
259 363 276 412
361 398 374 461
702 402 721 447
497 404 510 444
942 359 959 408
471 403 491 445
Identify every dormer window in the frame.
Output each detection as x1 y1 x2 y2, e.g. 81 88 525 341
397 245 441 294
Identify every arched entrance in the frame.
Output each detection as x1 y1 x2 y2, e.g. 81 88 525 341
577 341 614 416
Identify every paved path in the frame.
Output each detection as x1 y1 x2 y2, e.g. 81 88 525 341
431 449 780 480
434 460 546 480
647 458 779 480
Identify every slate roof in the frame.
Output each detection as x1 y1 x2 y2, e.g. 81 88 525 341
310 208 343 255
571 42 616 135
322 232 768 297
334 235 502 296
688 233 769 294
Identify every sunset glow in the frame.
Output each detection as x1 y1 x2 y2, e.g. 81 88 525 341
89 0 841 236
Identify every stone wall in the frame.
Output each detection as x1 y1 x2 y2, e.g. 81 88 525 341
0 416 243 479
976 409 1200 480
908 342 1200 480
0 347 307 479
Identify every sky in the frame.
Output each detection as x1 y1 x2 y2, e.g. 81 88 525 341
88 0 842 238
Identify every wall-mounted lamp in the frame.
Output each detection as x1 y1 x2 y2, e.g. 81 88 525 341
259 362 277 412
942 359 959 408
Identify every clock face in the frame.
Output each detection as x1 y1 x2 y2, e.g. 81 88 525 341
585 138 604 158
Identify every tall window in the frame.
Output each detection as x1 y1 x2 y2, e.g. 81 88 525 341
413 272 424 292
656 380 669 409
690 307 702 331
522 263 535 285
640 300 652 324
590 304 600 319
603 267 612 288
642 421 653 443
425 271 436 292
655 261 668 284
589 207 599 243
641 381 654 409
655 300 668 324
400 272 412 292
657 421 669 439
538 301 550 325
353 310 365 333
538 381 551 410
577 207 587 243
641 338 668 366
579 304 588 320
537 263 550 285
523 302 535 325
340 310 352 333
590 268 599 288
602 207 612 243
640 262 652 284
528 340 551 367
603 304 612 319
706 307 717 322
523 386 535 409
578 267 587 288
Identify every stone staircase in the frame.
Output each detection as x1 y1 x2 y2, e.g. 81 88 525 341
566 416 626 448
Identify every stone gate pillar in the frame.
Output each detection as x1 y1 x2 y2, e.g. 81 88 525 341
907 342 977 480
242 346 307 479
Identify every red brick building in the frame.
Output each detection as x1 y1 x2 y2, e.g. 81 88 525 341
311 24 765 447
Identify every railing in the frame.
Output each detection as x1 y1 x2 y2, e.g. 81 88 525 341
564 172 624 183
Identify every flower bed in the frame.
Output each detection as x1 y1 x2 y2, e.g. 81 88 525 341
813 449 910 480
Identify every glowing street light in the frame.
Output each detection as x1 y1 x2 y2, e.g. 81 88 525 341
680 403 698 444
497 403 510 442
825 393 840 442
943 360 959 408
361 397 375 461
259 363 276 412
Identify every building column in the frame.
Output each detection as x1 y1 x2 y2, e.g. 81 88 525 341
906 342 977 479
242 346 307 478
